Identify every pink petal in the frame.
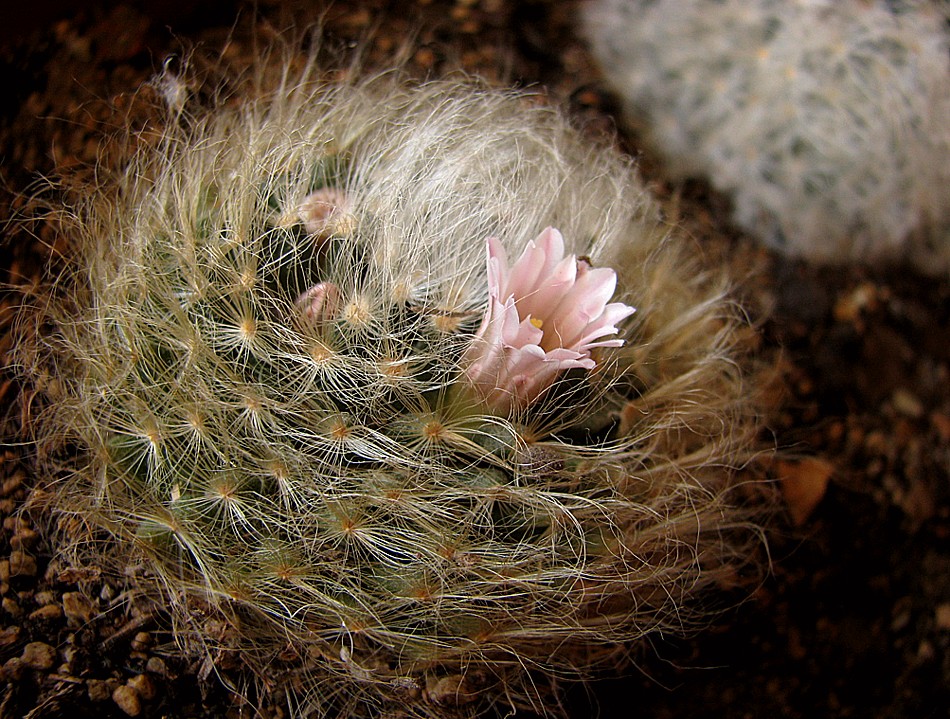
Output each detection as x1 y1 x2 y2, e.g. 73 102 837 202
298 188 350 236
505 227 566 301
533 227 565 265
501 353 563 410
514 254 577 321
547 268 621 349
571 302 637 350
501 299 544 348
486 237 508 300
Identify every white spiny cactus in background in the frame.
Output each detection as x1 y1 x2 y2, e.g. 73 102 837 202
583 0 950 272
17 45 767 719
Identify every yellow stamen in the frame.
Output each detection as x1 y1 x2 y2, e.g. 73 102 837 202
530 317 543 329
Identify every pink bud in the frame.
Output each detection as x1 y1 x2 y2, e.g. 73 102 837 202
296 282 340 324
297 188 352 238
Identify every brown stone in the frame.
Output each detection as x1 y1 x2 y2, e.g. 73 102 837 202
9 550 37 577
425 673 478 706
2 656 25 682
777 457 834 526
112 684 142 717
127 673 156 701
0 625 20 646
87 679 115 702
130 631 152 652
21 641 57 670
62 591 96 625
28 604 64 621
10 527 39 549
2 597 20 617
144 656 168 677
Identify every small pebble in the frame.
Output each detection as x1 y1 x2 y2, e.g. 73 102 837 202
931 412 950 441
2 516 24 532
112 684 142 716
28 604 63 621
2 597 21 617
62 591 96 624
833 283 876 323
936 603 950 630
0 625 20 646
2 656 25 682
864 431 888 454
60 644 82 674
891 603 912 632
87 678 114 702
0 471 24 497
425 673 478 706
130 631 152 652
128 673 156 700
21 641 57 670
144 656 167 676
34 590 57 606
10 527 39 549
777 457 834 526
57 565 102 584
414 47 436 70
892 388 924 419
9 550 37 577
43 560 62 583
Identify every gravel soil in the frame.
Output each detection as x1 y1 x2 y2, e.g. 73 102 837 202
1 2 947 718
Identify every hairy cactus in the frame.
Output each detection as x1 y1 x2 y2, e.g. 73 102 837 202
583 0 950 272
18 46 765 718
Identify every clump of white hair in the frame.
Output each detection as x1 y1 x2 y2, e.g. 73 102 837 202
583 0 950 273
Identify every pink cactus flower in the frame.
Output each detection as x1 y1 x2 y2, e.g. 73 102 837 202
463 227 636 414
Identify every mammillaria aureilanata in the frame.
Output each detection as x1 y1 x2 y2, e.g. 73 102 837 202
582 0 950 272
17 44 767 718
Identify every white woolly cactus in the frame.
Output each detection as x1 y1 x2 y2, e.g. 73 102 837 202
19 47 765 718
583 0 950 272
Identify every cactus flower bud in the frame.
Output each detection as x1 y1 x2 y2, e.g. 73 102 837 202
296 281 340 323
297 187 354 238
